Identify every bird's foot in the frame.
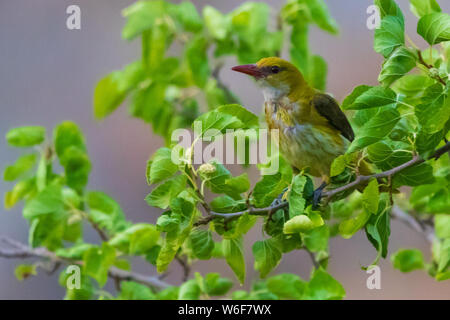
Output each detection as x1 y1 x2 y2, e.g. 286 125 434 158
312 182 327 209
271 187 289 207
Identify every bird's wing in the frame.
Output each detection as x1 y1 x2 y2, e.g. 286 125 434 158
312 93 355 142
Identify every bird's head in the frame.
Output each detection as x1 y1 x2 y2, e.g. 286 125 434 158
232 57 308 100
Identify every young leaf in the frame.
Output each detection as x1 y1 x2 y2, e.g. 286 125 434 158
303 268 345 300
266 273 306 300
375 0 404 23
253 173 289 208
203 5 229 40
145 175 187 209
289 175 308 218
252 237 282 278
378 47 417 87
415 84 449 134
178 279 201 300
223 237 246 284
87 191 129 235
435 214 450 239
186 35 210 88
409 0 441 18
374 16 404 58
15 264 37 281
94 62 144 119
147 147 178 185
117 281 156 300
362 179 379 215
342 86 397 110
189 229 214 260
3 154 37 181
365 200 391 264
83 243 116 287
122 0 167 40
348 107 401 153
6 126 46 147
391 249 425 272
417 12 450 45
204 273 234 296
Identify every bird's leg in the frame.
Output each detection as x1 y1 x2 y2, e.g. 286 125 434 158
271 187 289 206
312 181 328 209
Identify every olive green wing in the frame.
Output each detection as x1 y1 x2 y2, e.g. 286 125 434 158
312 93 355 142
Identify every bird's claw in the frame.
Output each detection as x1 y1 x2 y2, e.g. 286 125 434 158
312 182 327 209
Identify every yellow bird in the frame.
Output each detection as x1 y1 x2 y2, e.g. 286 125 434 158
232 57 354 204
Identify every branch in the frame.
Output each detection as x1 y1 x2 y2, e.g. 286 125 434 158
417 50 447 86
323 141 450 200
391 206 435 244
0 236 170 290
194 141 450 224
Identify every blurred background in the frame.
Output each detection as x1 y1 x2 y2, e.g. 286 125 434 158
1 0 450 299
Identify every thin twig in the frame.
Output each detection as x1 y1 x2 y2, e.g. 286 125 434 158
391 206 435 244
417 50 447 86
194 141 450 225
0 236 170 290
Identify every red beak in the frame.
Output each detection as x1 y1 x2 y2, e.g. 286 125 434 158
231 64 263 78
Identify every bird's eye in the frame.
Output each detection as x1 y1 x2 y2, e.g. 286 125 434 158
271 66 280 74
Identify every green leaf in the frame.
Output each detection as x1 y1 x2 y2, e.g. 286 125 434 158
54 121 90 192
391 249 425 272
289 175 308 218
418 13 450 45
122 0 167 40
210 196 246 213
224 173 251 194
109 224 160 255
378 47 417 87
284 211 324 234
252 237 282 278
303 225 330 253
93 62 144 119
365 202 391 266
435 214 450 239
178 279 201 300
203 5 229 40
375 0 404 22
189 229 214 260
303 268 345 300
23 185 65 220
343 86 397 110
266 273 306 300
409 0 441 18
186 35 210 88
374 16 404 58
4 179 35 209
223 237 246 284
362 179 379 214
305 0 339 34
117 281 156 300
194 104 259 139
87 191 129 235
438 239 450 272
145 175 186 209
309 55 328 91
170 1 203 32
6 126 45 147
156 197 196 273
339 210 371 239
83 243 116 287
204 273 234 296
3 154 36 181
348 107 401 152
147 147 178 185
15 264 37 281
253 173 289 208
56 243 95 260
415 84 450 134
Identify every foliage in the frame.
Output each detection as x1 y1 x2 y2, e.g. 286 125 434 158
2 0 450 300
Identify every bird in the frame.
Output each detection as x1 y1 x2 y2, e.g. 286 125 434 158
232 57 355 205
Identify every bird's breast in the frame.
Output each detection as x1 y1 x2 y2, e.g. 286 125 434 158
264 99 348 177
